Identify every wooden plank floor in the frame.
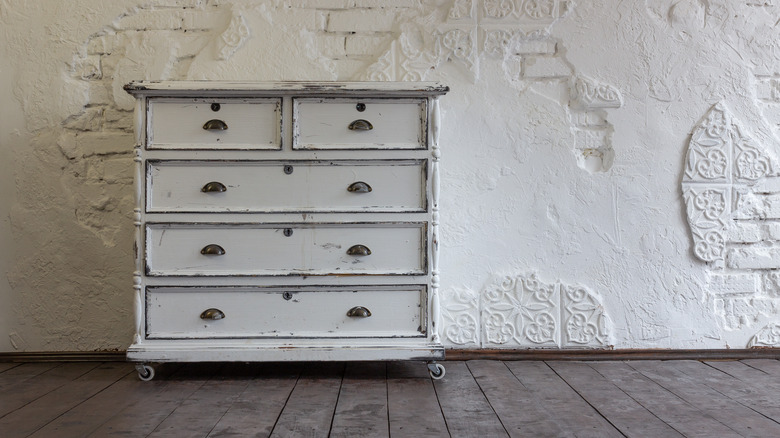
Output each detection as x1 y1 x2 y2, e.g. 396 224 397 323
1 360 780 437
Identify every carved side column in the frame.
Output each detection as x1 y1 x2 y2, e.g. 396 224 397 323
430 97 441 344
132 97 145 345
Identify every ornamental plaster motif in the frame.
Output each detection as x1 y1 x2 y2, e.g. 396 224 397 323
682 102 780 333
441 287 480 346
748 323 780 347
215 7 250 61
480 273 610 348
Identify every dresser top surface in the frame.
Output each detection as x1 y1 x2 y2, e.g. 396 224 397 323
124 81 449 97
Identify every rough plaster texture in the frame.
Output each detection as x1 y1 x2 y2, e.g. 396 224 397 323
2 0 780 352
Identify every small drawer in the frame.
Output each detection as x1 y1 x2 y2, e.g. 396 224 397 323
145 286 426 339
147 98 281 150
292 98 427 150
145 223 426 276
147 160 427 213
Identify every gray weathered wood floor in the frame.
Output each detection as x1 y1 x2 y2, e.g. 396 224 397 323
1 359 779 437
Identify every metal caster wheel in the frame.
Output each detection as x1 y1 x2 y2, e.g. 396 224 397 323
135 364 155 381
428 362 445 380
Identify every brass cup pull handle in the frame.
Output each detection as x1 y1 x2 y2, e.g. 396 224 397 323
201 244 226 255
346 244 371 256
347 306 372 318
348 119 373 131
201 181 227 193
347 181 372 193
200 308 225 320
203 119 228 131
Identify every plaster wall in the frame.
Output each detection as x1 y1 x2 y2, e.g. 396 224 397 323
1 0 779 352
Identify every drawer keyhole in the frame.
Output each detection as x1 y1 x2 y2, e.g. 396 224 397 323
356 103 366 112
211 103 221 112
283 228 293 237
283 165 294 175
282 292 293 301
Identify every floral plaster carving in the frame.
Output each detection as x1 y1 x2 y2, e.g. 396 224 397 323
682 102 780 331
571 76 623 110
480 273 611 348
215 7 251 61
441 287 480 346
748 323 780 347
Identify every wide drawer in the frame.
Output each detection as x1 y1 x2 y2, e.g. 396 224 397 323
145 286 426 339
292 98 427 150
145 223 426 276
147 98 281 150
147 160 427 213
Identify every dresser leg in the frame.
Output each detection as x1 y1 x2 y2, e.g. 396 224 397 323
427 362 446 380
135 363 155 381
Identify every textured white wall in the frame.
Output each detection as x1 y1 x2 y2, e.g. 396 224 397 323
1 0 779 352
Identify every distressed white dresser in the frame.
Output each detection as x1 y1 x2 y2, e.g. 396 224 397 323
124 82 448 380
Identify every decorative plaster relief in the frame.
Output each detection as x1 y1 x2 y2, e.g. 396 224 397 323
441 287 480 346
215 6 250 61
682 102 780 333
481 273 611 348
748 323 780 347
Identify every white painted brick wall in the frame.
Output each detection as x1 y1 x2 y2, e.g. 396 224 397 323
707 272 759 296
729 222 762 243
327 9 397 32
523 56 572 79
727 246 780 270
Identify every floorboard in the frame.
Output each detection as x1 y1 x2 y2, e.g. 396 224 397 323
434 361 507 437
505 361 622 438
269 362 344 438
629 360 780 437
329 361 389 438
2 358 780 437
742 358 780 375
548 361 684 437
468 360 569 437
387 361 449 437
0 362 130 438
589 361 740 438
207 362 302 438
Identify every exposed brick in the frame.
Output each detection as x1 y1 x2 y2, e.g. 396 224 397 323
353 0 420 7
523 55 572 79
102 156 134 184
707 272 759 297
728 222 762 243
65 107 105 132
318 34 347 58
345 34 392 56
574 128 610 151
727 246 780 270
305 0 355 9
73 131 134 156
280 8 318 31
88 82 112 106
735 193 780 219
764 272 780 297
114 9 188 31
316 11 328 30
511 39 556 56
764 222 780 240
327 9 397 32
73 55 102 81
87 36 114 55
756 77 780 102
333 58 371 79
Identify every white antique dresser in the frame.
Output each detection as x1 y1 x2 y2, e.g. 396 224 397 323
124 81 448 380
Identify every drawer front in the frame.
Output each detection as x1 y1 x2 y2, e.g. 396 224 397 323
293 98 426 150
146 286 426 339
146 223 426 276
148 98 281 150
147 160 426 213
